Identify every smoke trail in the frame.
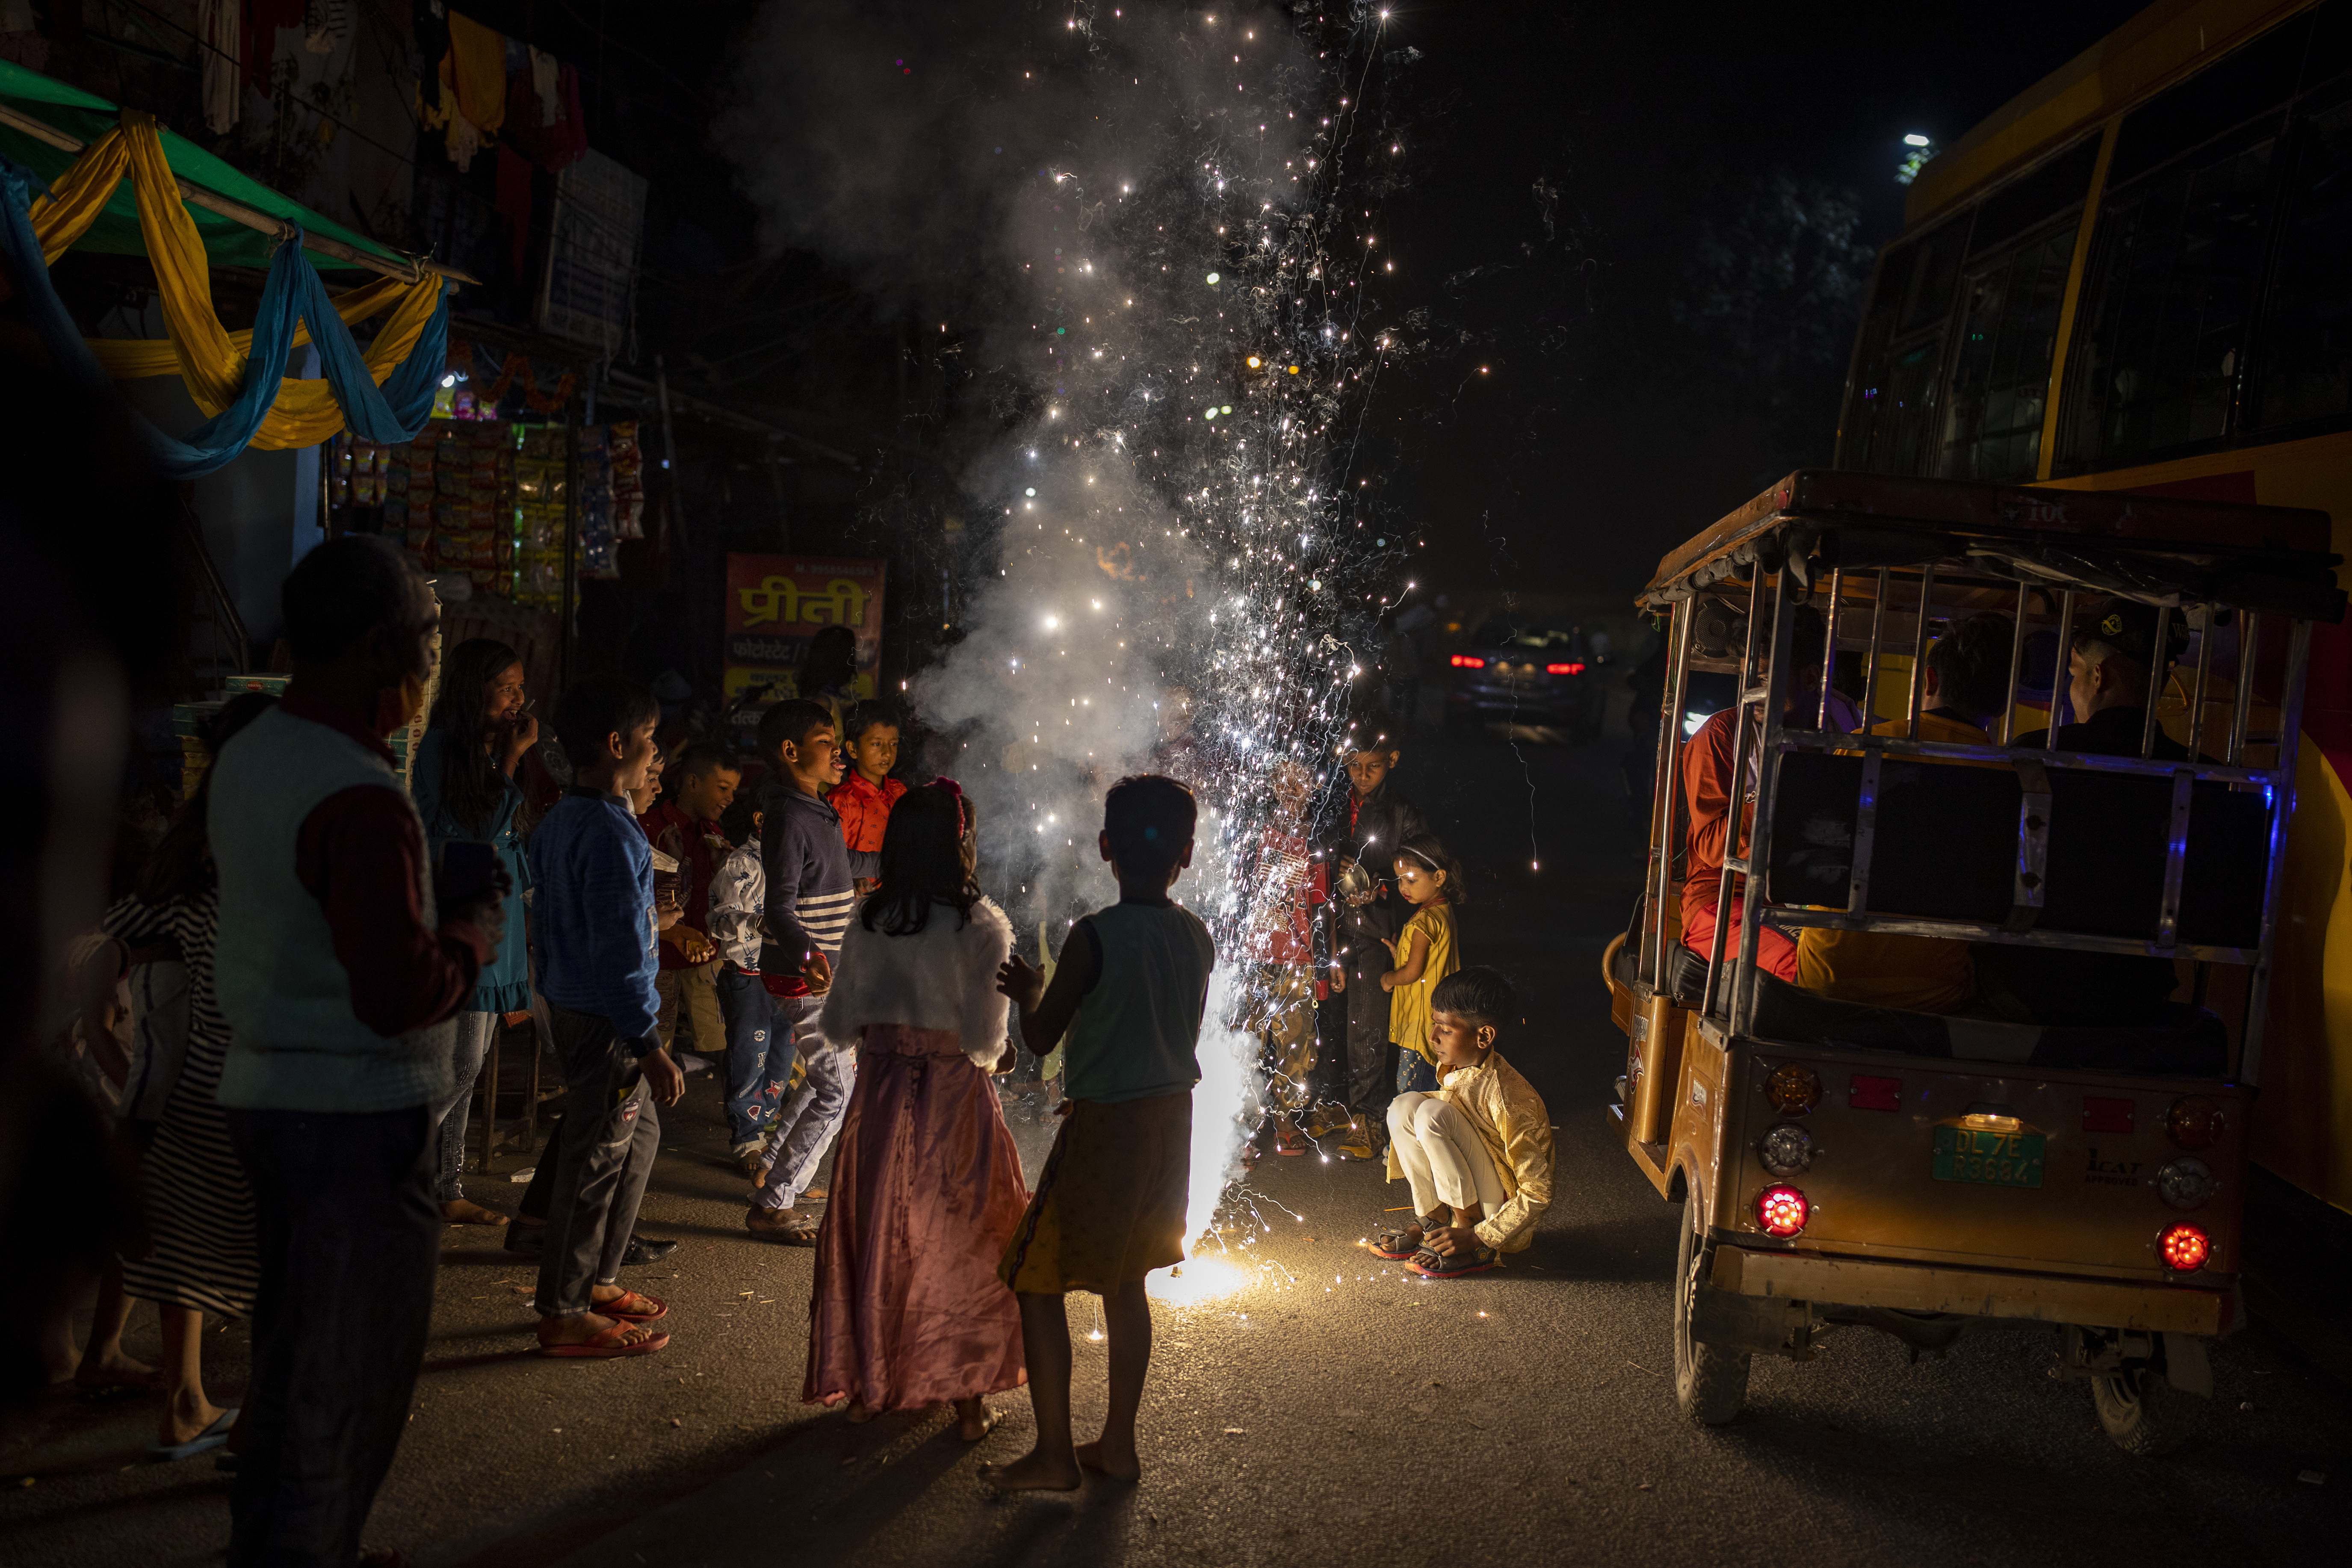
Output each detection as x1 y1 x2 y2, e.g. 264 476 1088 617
721 2 1408 1249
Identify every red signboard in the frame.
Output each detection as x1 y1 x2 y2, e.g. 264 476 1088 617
721 554 887 735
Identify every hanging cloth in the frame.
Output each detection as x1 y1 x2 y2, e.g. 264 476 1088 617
440 10 507 139
506 60 586 172
198 0 239 133
245 0 305 97
529 45 561 127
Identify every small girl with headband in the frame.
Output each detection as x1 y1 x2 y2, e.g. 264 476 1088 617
1380 832 1464 1095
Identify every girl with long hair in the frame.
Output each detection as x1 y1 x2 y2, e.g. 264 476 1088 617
804 783 1027 1441
410 638 539 1225
1381 831 1466 1096
84 693 275 1459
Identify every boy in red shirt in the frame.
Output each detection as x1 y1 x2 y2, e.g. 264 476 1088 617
827 701 906 887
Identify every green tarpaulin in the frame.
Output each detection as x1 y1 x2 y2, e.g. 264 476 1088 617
0 58 408 273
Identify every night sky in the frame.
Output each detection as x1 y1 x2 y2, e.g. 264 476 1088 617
1358 0 2151 608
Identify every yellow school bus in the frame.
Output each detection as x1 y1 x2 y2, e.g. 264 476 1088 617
1837 0 2352 1218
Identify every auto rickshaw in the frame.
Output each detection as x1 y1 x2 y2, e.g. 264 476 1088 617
1604 470 2344 1453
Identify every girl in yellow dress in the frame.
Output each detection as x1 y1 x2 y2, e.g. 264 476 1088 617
1380 833 1463 1095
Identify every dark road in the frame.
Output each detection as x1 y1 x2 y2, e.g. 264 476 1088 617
7 712 2347 1568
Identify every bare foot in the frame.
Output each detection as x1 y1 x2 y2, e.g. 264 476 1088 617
76 1350 157 1391
844 1400 875 1425
978 1447 1082 1492
160 1394 228 1447
440 1199 508 1226
1075 1438 1140 1481
955 1398 997 1442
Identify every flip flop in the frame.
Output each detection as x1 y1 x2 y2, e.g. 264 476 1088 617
594 1290 668 1323
539 1321 670 1359
1408 1244 1499 1280
147 1406 238 1462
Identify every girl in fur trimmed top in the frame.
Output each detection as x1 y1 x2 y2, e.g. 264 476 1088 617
803 782 1027 1441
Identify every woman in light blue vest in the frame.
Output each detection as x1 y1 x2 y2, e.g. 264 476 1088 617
411 638 538 1225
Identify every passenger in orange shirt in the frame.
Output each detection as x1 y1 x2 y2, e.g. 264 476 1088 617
829 701 907 893
1680 604 1860 981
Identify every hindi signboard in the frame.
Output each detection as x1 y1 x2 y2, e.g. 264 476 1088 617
722 555 888 735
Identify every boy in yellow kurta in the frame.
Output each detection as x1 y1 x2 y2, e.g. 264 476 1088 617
1374 967 1554 1279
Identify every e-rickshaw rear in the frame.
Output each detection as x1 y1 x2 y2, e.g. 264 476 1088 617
1604 470 2343 1452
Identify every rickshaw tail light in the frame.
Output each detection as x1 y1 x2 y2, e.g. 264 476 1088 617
1764 1063 1821 1116
1450 654 1485 669
2082 1097 2136 1134
1757 1185 1809 1237
2166 1096 2224 1151
1850 1074 1901 1113
2158 1223 2210 1273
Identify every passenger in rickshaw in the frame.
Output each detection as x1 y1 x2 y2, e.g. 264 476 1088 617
1794 611 2014 1013
1679 605 1862 980
1974 598 2195 1027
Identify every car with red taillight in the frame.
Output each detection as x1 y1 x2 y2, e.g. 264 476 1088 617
1444 618 1603 739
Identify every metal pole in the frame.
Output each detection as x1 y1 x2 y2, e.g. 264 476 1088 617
1700 568 1769 1021
1734 562 1800 1036
2186 605 2215 760
1906 563 1937 740
2240 619 2312 1084
1999 579 2031 744
1647 603 1697 987
2048 591 2077 745
1818 567 1844 732
2140 605 2173 759
1859 567 1890 728
2227 612 2260 766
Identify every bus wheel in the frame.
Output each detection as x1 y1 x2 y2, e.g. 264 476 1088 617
2091 1361 2204 1457
1673 1197 1749 1425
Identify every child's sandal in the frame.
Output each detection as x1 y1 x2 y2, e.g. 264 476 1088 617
1408 1244 1498 1279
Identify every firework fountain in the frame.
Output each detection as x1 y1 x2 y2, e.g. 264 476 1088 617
725 3 1413 1279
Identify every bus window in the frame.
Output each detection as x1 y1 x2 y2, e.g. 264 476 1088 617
1968 138 2099 258
2105 14 2306 187
1941 224 2078 481
2250 90 2352 434
2057 124 2279 472
1839 216 1968 475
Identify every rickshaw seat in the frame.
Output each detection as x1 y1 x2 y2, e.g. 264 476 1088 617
1747 972 2228 1076
1765 752 2271 949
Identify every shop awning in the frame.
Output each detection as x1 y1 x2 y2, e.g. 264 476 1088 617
0 59 420 278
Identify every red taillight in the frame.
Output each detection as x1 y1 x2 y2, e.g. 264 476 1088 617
1450 654 1485 669
2157 1223 2210 1273
1756 1184 1809 1237
1849 1074 1901 1112
2082 1096 2135 1134
1545 661 1587 675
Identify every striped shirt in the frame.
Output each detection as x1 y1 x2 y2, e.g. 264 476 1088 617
759 777 858 997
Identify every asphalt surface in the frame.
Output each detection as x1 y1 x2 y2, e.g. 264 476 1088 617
6 702 2348 1567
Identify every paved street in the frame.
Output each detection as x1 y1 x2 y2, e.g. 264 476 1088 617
6 715 2347 1568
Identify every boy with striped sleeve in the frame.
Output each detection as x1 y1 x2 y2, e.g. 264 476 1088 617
745 699 873 1243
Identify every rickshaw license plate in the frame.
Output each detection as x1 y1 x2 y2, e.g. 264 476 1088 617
1932 1126 2045 1188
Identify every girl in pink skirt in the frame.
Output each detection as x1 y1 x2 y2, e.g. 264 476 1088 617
804 783 1026 1439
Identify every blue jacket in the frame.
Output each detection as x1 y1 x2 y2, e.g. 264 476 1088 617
528 786 659 1048
410 726 535 1014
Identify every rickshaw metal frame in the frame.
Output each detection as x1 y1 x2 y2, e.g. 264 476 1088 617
1635 470 2343 1085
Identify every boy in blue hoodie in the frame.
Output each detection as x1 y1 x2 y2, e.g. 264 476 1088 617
527 677 686 1357
744 698 878 1242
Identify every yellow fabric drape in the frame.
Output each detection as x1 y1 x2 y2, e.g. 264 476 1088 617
26 124 131 263
23 113 444 449
443 13 508 137
87 273 415 378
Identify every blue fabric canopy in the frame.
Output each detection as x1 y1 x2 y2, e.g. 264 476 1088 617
0 158 448 478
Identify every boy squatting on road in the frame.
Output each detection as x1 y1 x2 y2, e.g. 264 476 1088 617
985 774 1216 1491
